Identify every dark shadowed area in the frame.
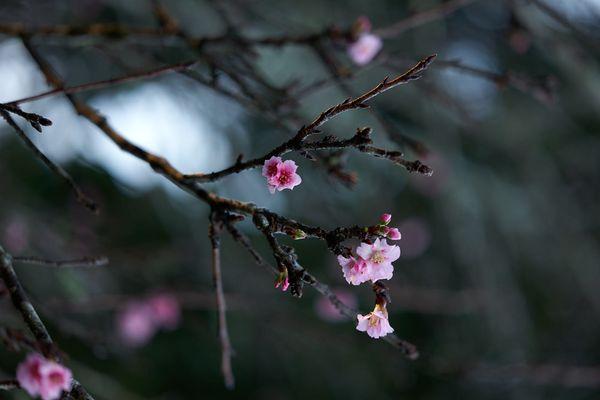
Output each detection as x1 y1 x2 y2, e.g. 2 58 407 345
1 0 599 399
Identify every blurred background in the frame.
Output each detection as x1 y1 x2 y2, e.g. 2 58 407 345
1 0 599 399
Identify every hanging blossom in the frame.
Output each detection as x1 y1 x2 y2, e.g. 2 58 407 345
16 353 72 400
262 156 302 194
356 304 394 339
336 213 401 284
347 16 383 66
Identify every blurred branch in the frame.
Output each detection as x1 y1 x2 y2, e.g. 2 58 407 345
8 59 200 106
0 245 94 399
0 379 19 391
375 0 481 38
12 256 109 268
208 212 235 390
0 109 99 213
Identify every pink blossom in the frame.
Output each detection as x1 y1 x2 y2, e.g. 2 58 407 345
347 33 382 66
16 354 72 400
117 301 156 347
337 255 370 285
379 213 392 225
262 157 302 193
148 294 181 330
17 353 44 397
315 289 357 322
38 362 72 400
356 305 394 339
356 238 400 282
386 227 402 241
262 156 282 179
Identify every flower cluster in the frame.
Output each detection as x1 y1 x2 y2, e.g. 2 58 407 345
262 156 302 193
117 293 181 347
337 213 402 339
347 16 383 66
16 353 72 400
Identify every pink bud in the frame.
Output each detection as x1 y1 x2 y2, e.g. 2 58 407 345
386 228 401 241
380 213 392 225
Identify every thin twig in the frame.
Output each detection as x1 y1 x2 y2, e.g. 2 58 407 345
186 55 436 182
0 109 98 213
8 59 199 106
208 213 235 390
12 256 108 268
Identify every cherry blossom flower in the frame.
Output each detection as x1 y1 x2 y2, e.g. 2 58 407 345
16 353 72 400
38 362 72 400
356 238 400 282
356 305 394 339
261 156 282 179
148 294 181 330
337 255 371 285
262 157 302 193
347 33 382 66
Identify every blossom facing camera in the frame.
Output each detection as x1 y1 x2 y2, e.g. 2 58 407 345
117 301 156 347
348 33 382 66
356 238 400 282
262 156 282 179
337 255 371 285
356 305 394 339
16 353 72 400
262 157 302 193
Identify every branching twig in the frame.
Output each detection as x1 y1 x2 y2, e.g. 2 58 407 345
0 109 98 213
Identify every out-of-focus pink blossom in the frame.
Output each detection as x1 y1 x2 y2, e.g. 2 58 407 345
262 157 302 193
337 255 370 285
38 362 72 400
315 289 357 322
356 238 400 282
347 33 382 66
117 301 156 347
16 353 72 400
356 305 394 339
3 216 29 253
398 217 431 259
148 294 181 330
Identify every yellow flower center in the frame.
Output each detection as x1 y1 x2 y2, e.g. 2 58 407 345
371 250 385 264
